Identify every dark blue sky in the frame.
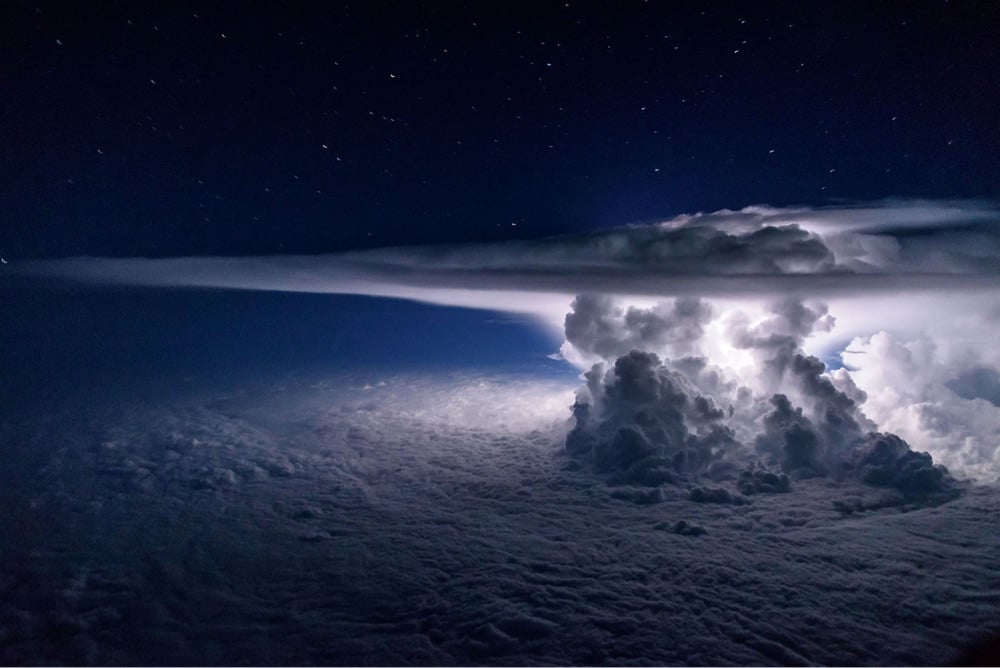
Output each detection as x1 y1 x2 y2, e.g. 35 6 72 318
3 1 998 258
0 282 570 408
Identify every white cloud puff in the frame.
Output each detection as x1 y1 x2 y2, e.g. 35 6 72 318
843 331 1000 482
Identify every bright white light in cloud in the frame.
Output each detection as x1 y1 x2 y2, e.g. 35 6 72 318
842 331 1000 482
8 199 1000 480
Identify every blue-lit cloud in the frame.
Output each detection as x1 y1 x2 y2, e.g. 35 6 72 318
7 200 1000 482
9 200 1000 300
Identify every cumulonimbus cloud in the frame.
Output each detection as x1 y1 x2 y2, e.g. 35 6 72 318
6 199 1000 482
561 294 962 504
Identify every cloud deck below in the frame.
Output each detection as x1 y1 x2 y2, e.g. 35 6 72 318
2 374 998 665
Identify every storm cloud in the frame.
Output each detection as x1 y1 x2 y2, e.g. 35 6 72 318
6 200 1000 483
559 292 960 502
561 294 713 365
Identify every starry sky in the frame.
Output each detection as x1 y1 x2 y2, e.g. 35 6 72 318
6 4 1000 666
3 1 998 259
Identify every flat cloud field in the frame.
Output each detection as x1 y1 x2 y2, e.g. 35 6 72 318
2 374 998 665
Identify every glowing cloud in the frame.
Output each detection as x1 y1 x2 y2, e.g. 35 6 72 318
7 200 1000 480
9 200 1000 300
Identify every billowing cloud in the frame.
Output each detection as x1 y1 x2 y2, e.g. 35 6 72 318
560 294 713 366
842 331 1000 482
559 292 960 501
6 200 999 481
564 349 742 487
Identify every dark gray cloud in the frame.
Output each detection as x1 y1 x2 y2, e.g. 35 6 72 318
749 347 875 479
565 350 743 486
849 432 957 501
736 463 792 495
753 393 827 475
388 219 836 275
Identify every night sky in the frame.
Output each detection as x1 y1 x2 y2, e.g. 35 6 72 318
3 1 998 258
4 3 1000 666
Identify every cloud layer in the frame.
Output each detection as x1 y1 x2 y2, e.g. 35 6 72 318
2 373 997 665
9 200 1000 302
